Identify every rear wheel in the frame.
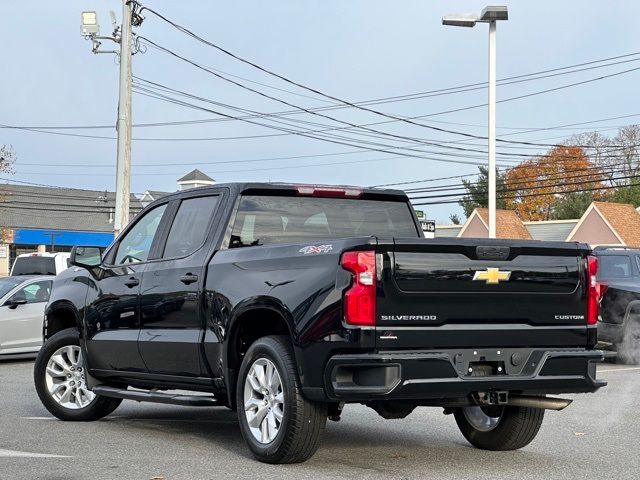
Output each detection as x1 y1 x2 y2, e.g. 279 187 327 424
34 328 122 421
454 404 544 450
236 335 327 464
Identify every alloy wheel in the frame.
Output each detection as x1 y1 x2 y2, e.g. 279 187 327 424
45 345 96 410
243 358 285 444
462 405 503 432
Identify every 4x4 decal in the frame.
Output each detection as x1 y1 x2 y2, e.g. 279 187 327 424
299 245 333 255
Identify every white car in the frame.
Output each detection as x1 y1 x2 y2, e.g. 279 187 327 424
0 275 54 357
10 252 71 276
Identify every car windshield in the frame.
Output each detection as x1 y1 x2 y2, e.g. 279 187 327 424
11 257 56 275
0 278 23 298
230 195 419 247
598 255 632 279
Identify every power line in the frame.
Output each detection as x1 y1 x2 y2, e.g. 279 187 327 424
3 49 640 132
132 74 640 162
407 172 631 201
138 6 640 149
404 161 633 194
411 179 640 206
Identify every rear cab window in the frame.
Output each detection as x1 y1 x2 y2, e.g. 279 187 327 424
230 195 419 247
597 255 633 279
11 257 56 275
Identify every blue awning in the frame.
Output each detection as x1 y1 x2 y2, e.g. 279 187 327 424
13 229 114 247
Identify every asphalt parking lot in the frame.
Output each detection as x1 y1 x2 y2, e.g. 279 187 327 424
0 360 638 480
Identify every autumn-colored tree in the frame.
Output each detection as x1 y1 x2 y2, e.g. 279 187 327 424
503 146 604 221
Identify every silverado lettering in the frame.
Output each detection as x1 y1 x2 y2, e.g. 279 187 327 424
381 315 438 321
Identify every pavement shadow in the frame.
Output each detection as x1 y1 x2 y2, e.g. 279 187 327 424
102 405 249 458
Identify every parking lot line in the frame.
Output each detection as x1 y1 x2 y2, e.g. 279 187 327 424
0 449 70 458
598 366 640 373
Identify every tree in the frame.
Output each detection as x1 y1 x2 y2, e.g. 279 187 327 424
0 144 15 175
601 125 640 188
0 144 16 243
608 184 640 206
503 146 604 221
551 192 598 220
571 125 640 205
449 213 461 225
458 166 507 218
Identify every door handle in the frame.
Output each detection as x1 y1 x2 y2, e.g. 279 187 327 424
180 273 199 285
124 277 139 288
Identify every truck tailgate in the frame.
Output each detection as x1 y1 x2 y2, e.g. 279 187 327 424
375 238 591 349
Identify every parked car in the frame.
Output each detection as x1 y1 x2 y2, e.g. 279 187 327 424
35 183 606 463
10 252 71 276
0 275 54 357
594 246 640 364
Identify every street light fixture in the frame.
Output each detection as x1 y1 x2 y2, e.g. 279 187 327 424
81 11 100 36
442 6 508 239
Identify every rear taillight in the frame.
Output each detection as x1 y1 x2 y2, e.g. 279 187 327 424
340 250 376 326
587 255 605 325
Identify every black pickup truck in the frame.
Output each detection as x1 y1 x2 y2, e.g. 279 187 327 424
594 246 640 364
35 182 606 463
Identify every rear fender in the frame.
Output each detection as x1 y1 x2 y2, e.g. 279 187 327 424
223 297 297 406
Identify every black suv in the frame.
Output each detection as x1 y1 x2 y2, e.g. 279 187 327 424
595 246 640 364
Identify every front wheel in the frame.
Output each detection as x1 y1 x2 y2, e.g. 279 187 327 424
236 335 327 464
34 328 122 421
454 404 544 450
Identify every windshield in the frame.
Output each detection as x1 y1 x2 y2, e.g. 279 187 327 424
230 195 419 247
0 278 23 298
11 257 56 275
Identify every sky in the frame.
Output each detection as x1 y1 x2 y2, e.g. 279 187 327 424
1 0 639 223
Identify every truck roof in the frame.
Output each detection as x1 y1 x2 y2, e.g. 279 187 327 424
153 182 409 203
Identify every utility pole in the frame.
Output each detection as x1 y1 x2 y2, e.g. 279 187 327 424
487 20 497 239
114 0 133 236
81 3 143 235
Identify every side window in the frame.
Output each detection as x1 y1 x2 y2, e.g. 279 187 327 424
114 204 167 265
163 196 220 258
9 280 53 304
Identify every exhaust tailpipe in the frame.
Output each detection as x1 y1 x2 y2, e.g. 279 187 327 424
508 395 572 411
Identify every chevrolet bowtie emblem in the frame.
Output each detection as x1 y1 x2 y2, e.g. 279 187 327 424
473 268 511 284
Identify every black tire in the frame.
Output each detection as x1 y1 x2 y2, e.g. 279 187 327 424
34 328 122 421
617 316 640 365
454 405 545 451
236 335 327 464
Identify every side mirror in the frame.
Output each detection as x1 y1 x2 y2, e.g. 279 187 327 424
70 246 102 269
6 299 28 309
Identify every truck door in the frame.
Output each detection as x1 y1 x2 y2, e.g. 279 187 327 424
138 193 222 377
84 202 170 372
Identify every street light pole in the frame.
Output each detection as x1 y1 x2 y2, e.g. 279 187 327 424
114 0 133 236
442 6 508 239
487 20 497 238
